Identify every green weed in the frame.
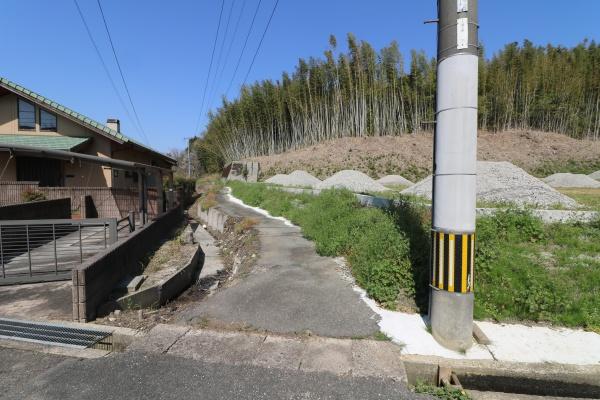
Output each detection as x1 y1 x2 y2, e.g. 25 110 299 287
413 381 471 400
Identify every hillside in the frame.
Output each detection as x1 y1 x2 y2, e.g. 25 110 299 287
249 130 600 182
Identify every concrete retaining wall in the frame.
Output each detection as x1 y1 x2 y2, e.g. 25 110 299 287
0 198 71 220
197 203 229 233
72 206 184 322
116 246 203 310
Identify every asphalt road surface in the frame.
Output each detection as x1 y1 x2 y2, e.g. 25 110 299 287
1 347 429 400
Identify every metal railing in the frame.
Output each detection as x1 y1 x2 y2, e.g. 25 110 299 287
117 211 137 238
0 218 117 285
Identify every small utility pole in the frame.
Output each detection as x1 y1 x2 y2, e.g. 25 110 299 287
184 137 193 178
429 0 478 351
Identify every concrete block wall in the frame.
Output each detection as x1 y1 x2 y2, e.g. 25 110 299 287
0 198 71 220
72 205 184 322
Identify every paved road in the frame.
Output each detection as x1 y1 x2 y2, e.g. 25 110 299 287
178 193 380 338
0 347 428 400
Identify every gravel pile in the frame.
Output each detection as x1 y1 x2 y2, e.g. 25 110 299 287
265 174 289 185
377 175 414 187
264 170 321 188
543 173 600 188
316 170 388 193
402 161 578 209
589 170 600 181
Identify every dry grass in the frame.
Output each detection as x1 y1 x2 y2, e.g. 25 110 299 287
143 227 185 273
234 217 259 234
249 130 600 182
199 192 217 210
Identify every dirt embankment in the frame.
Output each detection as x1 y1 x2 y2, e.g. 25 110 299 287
249 131 600 182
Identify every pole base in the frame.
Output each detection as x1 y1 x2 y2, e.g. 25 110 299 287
430 287 474 351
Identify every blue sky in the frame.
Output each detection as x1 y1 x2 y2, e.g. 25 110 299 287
1 1 599 153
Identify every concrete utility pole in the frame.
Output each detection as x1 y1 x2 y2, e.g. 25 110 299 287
429 0 478 351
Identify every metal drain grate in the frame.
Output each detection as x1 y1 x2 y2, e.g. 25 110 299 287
0 317 112 349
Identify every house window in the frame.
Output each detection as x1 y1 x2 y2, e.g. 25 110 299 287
40 109 57 131
18 99 36 130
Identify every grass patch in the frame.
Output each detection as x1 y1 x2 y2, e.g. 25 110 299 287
475 210 600 331
531 159 600 177
557 188 600 211
412 381 471 400
229 181 600 331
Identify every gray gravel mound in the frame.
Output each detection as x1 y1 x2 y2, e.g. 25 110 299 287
589 170 600 181
402 161 578 209
377 175 414 187
265 174 289 185
316 170 388 193
264 170 321 188
543 173 600 188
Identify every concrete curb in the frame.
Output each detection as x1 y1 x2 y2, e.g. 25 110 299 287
116 246 203 310
402 354 600 398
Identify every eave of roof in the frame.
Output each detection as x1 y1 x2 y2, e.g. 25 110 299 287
0 76 177 165
0 134 90 151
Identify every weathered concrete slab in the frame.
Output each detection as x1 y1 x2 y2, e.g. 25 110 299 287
168 329 264 365
127 324 189 354
352 340 407 381
251 335 305 370
299 337 353 376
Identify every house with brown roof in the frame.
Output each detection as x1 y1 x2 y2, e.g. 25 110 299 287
0 76 175 188
0 77 178 218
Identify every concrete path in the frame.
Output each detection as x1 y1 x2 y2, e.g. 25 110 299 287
178 193 380 338
0 281 72 320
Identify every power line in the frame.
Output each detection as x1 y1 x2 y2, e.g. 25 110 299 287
242 0 280 86
206 0 236 109
194 0 226 135
208 0 246 108
96 0 150 145
225 0 263 97
72 0 139 138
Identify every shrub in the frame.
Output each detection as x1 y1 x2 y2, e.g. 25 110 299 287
21 189 46 202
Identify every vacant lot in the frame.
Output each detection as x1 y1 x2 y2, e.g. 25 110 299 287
229 181 600 332
249 130 600 182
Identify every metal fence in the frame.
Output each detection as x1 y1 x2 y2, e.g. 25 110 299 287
0 218 117 285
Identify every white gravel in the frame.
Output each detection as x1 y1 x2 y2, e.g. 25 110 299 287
316 170 388 193
402 161 579 209
264 174 290 185
588 170 600 181
377 175 414 187
264 170 321 188
543 173 600 188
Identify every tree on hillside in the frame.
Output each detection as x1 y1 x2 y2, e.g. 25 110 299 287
196 36 600 172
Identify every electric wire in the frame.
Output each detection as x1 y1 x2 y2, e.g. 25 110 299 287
225 0 263 97
241 0 280 86
96 0 150 145
206 0 236 110
208 0 246 107
72 0 139 139
194 0 226 135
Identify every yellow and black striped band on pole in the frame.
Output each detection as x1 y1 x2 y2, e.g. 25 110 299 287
431 230 475 293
